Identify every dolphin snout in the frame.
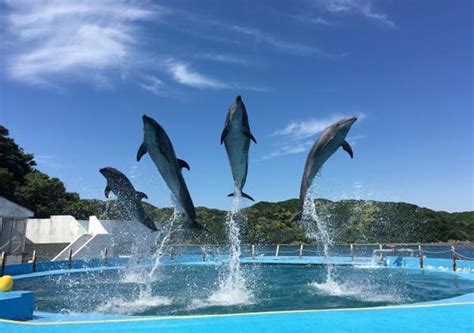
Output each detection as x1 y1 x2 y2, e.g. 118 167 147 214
143 114 151 123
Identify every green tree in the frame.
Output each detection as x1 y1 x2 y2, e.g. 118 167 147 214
0 125 36 201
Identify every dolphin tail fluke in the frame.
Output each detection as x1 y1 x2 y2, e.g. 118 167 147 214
227 192 255 201
290 211 302 222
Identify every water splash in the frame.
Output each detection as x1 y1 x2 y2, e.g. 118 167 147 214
302 185 335 282
149 209 179 278
206 194 253 306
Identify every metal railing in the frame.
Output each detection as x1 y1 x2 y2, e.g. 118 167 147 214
2 242 472 270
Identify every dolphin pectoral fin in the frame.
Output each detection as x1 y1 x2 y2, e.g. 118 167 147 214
104 185 111 198
177 158 190 171
342 140 354 158
136 191 148 200
220 126 230 144
137 143 148 161
242 192 255 201
243 129 257 144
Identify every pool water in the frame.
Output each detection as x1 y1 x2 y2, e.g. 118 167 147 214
16 264 474 316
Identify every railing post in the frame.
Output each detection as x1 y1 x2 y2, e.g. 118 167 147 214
451 246 457 272
1 252 5 276
251 245 255 259
350 244 354 261
68 249 73 269
418 245 423 269
102 248 108 265
379 244 383 251
32 250 37 272
202 248 207 262
299 244 304 258
275 244 280 257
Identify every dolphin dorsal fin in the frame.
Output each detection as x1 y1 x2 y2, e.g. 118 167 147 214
104 185 112 198
135 191 148 200
137 143 148 161
177 158 190 171
243 129 257 144
341 140 354 158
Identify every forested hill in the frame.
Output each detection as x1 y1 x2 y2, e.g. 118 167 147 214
1 125 473 244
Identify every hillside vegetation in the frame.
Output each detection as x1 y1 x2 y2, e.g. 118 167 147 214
1 125 472 244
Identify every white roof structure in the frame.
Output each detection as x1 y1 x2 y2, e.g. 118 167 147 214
0 196 33 218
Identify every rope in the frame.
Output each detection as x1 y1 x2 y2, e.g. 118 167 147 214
454 251 474 261
422 249 453 254
303 249 324 254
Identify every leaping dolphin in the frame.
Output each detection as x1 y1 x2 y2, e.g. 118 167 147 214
221 95 257 201
99 167 158 231
293 117 357 221
137 115 203 230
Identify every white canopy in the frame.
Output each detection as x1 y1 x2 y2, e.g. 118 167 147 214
0 196 33 219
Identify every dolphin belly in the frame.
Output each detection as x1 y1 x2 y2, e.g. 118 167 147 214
224 130 250 192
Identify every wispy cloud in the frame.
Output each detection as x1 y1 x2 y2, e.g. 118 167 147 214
165 60 230 89
3 0 165 86
313 0 394 27
195 53 249 66
138 75 165 95
35 154 68 169
264 113 365 159
288 14 333 26
230 25 328 57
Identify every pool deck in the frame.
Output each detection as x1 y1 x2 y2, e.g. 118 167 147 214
1 255 473 332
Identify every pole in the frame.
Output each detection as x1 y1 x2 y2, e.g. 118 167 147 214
299 244 304 258
102 248 108 265
32 250 37 272
451 246 457 272
0 252 5 276
350 244 354 261
252 245 255 259
68 249 73 269
275 244 280 257
418 245 423 269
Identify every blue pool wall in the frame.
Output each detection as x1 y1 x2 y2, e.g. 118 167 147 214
3 254 474 279
0 254 473 326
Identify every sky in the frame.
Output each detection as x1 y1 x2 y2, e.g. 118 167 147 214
0 0 472 212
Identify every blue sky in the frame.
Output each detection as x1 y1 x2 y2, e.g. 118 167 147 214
0 0 472 212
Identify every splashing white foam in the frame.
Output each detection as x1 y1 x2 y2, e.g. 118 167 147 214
97 294 172 314
149 209 179 278
201 194 253 307
309 280 408 303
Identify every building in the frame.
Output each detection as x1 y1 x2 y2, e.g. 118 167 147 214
0 196 34 264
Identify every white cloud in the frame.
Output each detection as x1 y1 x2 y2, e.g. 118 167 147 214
289 14 333 26
314 0 394 27
165 60 230 89
195 53 249 66
264 113 365 159
273 113 365 140
4 0 164 85
138 75 165 95
230 25 327 56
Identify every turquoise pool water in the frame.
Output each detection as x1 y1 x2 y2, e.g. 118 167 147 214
15 263 474 316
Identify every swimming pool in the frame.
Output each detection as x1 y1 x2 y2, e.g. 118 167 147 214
2 255 474 332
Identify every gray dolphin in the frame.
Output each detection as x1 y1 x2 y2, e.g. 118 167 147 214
99 167 158 231
293 117 357 221
220 95 257 201
137 115 203 230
